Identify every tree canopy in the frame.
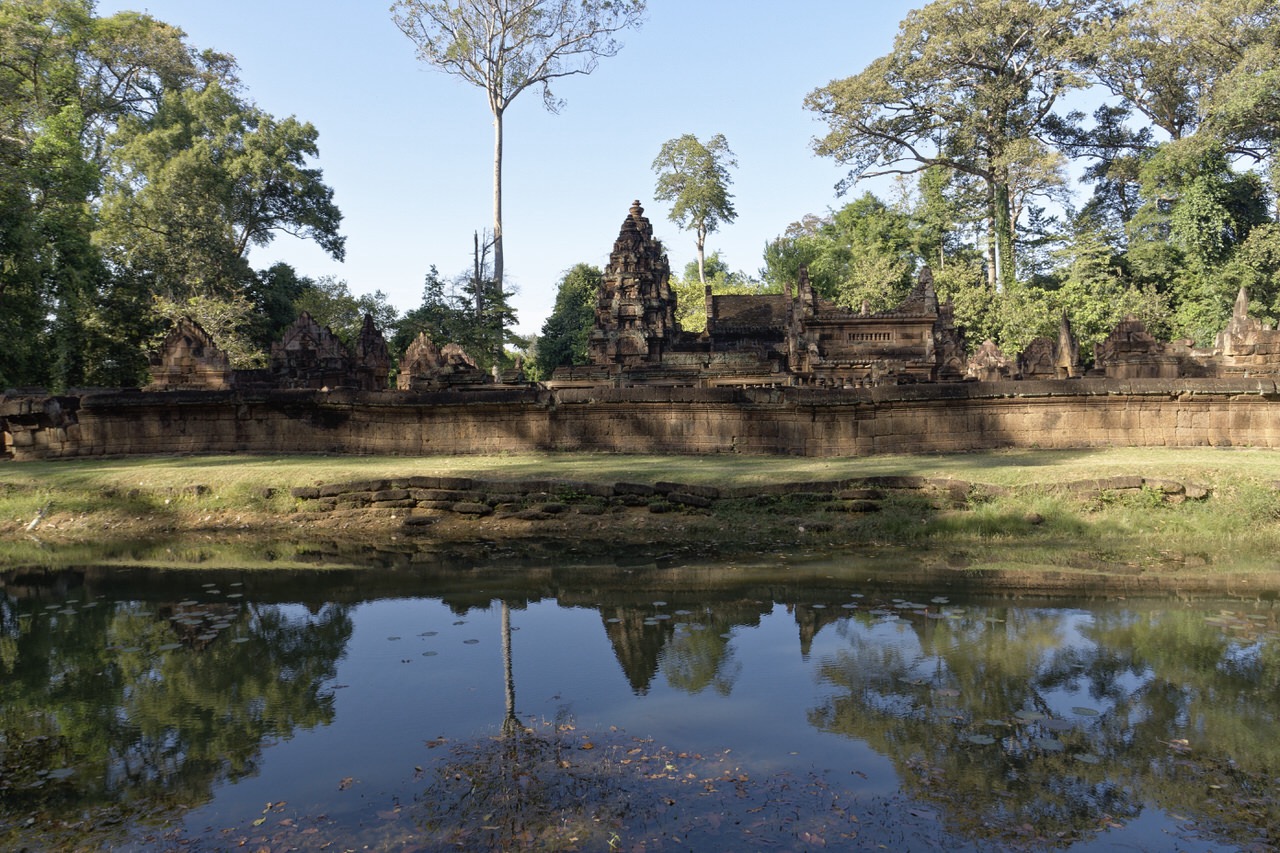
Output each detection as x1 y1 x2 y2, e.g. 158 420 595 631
391 0 645 293
652 133 737 287
0 0 346 389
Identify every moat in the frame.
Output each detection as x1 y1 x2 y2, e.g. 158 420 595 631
3 553 1277 851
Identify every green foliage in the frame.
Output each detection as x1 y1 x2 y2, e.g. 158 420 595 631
153 292 266 369
805 0 1102 290
652 133 737 284
535 263 601 376
668 253 772 334
395 237 521 373
292 276 397 348
0 1 342 390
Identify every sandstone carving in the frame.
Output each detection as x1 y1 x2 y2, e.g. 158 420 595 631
1093 316 1180 380
147 317 233 391
396 333 490 391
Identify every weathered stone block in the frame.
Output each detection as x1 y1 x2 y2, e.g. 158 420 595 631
1143 478 1185 495
1096 475 1144 491
668 492 713 508
371 489 410 502
614 482 656 497
452 501 492 516
655 481 719 499
406 476 473 490
411 489 485 502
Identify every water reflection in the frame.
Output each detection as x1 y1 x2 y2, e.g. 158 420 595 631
0 582 350 848
808 600 1280 848
1 560 1277 850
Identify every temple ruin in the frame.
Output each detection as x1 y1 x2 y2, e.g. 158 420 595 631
139 202 1280 396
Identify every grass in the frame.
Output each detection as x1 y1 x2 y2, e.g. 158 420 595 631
3 447 1280 580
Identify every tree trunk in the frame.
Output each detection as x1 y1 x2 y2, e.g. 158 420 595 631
992 180 1015 292
492 107 504 294
695 224 706 286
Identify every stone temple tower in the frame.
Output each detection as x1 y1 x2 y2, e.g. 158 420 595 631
588 201 676 369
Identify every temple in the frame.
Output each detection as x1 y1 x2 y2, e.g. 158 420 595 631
143 201 1280 393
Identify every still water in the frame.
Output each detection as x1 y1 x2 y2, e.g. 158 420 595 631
2 554 1278 851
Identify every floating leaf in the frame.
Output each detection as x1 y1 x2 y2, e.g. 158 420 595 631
157 643 183 652
965 734 996 745
1015 710 1045 722
1071 706 1100 717
463 639 480 645
1075 753 1101 764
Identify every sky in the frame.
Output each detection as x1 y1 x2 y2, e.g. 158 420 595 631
95 0 922 337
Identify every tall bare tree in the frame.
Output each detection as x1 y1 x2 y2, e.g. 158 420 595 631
391 0 645 292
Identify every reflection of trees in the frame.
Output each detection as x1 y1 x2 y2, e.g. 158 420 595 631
809 602 1280 848
603 601 764 695
659 616 741 696
0 594 351 848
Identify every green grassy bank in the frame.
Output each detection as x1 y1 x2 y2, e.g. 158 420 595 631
3 447 1280 581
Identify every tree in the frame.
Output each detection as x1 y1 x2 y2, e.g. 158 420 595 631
98 81 344 301
804 0 1104 290
651 133 737 287
292 276 398 347
391 0 645 293
535 262 600 377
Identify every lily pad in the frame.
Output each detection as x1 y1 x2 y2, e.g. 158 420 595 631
157 643 183 652
1034 738 1065 753
965 734 996 745
463 639 480 645
1014 710 1045 722
1076 753 1102 764
1071 706 1100 717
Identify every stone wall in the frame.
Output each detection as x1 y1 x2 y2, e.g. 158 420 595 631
5 379 1280 460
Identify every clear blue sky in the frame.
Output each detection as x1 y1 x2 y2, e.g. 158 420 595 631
96 1 921 337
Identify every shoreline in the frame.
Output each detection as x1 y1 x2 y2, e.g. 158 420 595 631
4 450 1280 595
